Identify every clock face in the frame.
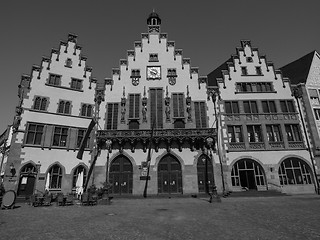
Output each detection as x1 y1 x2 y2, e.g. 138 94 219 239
147 66 161 79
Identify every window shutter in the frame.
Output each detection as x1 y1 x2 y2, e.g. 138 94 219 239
69 128 78 150
43 125 54 148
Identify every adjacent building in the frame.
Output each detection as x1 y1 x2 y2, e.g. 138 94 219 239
208 41 317 194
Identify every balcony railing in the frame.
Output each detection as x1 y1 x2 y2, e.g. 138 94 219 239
224 113 298 122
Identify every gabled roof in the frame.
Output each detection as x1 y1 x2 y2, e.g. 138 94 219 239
280 51 316 85
207 58 232 87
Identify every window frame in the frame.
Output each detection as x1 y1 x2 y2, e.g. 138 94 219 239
52 126 69 147
70 78 82 90
227 125 244 143
25 123 44 145
48 74 61 86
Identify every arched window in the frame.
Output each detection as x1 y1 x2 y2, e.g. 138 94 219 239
81 104 93 117
34 96 47 111
278 158 313 185
72 165 87 188
20 163 37 175
58 100 71 114
48 164 63 189
231 159 265 189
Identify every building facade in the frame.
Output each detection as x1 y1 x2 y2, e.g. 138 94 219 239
3 34 97 197
2 12 319 197
280 51 320 188
208 41 317 194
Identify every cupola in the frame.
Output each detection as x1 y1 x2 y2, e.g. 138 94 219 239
147 10 161 34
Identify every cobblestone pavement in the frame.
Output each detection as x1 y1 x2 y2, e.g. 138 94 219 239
1 195 320 240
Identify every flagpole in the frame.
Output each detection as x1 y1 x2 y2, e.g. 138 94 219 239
143 120 155 198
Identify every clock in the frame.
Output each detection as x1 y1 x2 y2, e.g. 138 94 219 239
147 66 161 79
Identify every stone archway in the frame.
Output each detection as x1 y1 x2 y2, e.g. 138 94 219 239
231 158 266 190
17 163 37 197
157 154 183 194
109 155 133 195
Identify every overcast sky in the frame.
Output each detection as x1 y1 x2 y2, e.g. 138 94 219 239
1 0 319 132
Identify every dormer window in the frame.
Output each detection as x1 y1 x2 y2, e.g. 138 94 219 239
256 66 262 75
241 67 248 76
65 58 72 68
246 57 253 63
149 53 158 62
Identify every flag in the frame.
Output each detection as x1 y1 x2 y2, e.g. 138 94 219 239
77 119 96 160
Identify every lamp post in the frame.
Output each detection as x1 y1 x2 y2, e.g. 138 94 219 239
206 137 221 203
293 87 320 194
210 90 226 196
103 139 112 204
34 161 41 194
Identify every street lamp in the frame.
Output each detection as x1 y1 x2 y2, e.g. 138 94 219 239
34 161 41 194
104 139 112 204
206 137 221 203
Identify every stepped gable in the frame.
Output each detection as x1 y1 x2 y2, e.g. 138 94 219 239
280 51 316 85
207 40 289 89
105 11 205 89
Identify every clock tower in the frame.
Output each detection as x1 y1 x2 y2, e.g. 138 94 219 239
147 10 161 34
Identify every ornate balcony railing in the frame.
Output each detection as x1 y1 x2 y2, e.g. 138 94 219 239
97 128 216 152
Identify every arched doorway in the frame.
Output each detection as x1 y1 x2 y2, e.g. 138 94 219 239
158 154 182 194
17 163 37 196
72 165 87 189
197 154 213 193
231 159 265 190
109 155 133 195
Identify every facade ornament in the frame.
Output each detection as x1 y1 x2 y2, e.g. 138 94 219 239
165 86 171 122
186 85 192 122
121 86 126 123
142 86 148 122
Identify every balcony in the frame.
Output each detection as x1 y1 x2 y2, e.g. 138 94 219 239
97 128 216 152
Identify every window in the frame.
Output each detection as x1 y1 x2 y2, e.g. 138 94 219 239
266 124 282 142
65 58 72 68
131 69 141 78
149 53 158 62
150 88 163 129
246 57 253 63
33 97 47 111
280 100 295 113
241 67 248 75
58 100 71 114
227 125 243 143
314 108 320 120
25 123 44 145
129 94 140 119
71 78 82 90
279 158 313 185
167 68 177 76
225 101 239 114
128 120 139 130
243 101 258 114
48 164 63 189
172 93 185 118
247 125 263 142
309 89 320 105
285 124 302 142
52 126 68 147
77 129 90 148
255 67 262 75
81 104 93 117
72 165 87 188
262 100 277 113
174 119 185 129
106 103 119 130
194 101 207 128
236 82 273 93
48 74 61 86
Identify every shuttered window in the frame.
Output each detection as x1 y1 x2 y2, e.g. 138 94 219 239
150 88 163 129
172 93 184 118
129 94 140 119
194 101 207 128
106 103 119 130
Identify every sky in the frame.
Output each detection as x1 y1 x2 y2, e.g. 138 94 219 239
1 0 319 132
